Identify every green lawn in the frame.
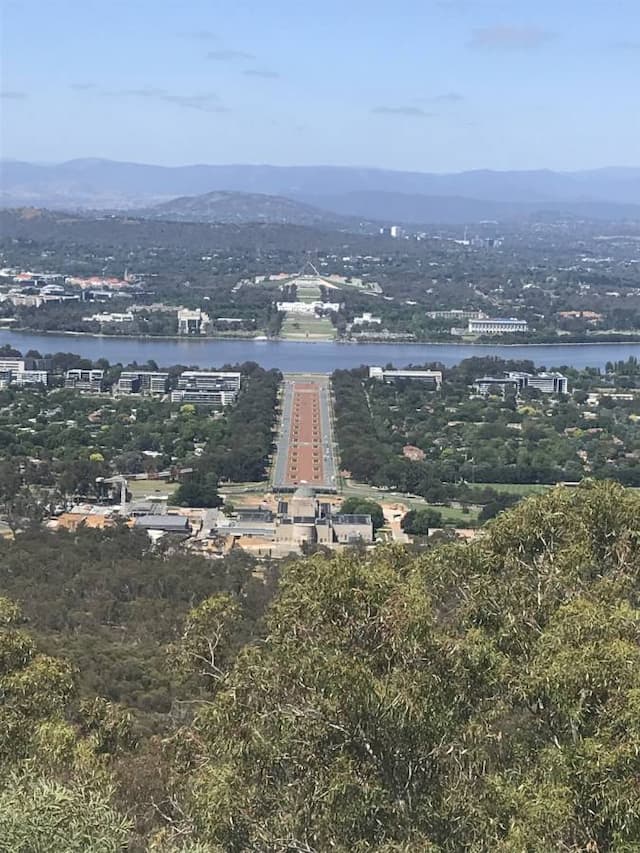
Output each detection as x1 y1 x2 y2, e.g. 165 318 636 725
342 481 479 523
127 479 177 500
296 283 322 303
477 483 551 495
281 314 335 340
433 504 480 523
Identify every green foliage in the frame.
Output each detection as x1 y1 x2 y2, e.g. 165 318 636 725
477 491 520 521
0 527 275 717
401 507 443 534
0 775 130 853
340 496 385 530
333 360 640 496
0 365 281 516
0 596 76 766
204 363 280 482
175 482 640 851
2 481 640 850
174 475 223 508
172 594 242 686
78 697 138 755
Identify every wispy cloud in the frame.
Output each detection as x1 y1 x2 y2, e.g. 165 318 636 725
1 90 28 100
243 68 280 79
103 87 166 98
372 105 434 117
612 39 640 52
99 87 228 113
432 91 465 103
207 48 255 61
182 30 218 40
162 93 229 112
436 0 472 10
468 25 554 50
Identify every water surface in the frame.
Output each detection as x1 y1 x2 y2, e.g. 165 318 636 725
2 330 639 371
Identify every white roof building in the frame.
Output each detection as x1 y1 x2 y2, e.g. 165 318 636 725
177 308 211 335
369 367 442 387
276 301 341 314
353 312 382 325
468 317 528 334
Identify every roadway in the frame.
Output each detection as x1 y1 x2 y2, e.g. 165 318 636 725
273 375 338 492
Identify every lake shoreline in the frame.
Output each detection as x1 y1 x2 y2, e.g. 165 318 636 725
3 329 639 372
5 327 640 349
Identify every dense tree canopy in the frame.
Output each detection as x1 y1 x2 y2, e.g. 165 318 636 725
0 526 275 718
401 507 443 534
0 361 281 516
1 481 640 850
340 496 385 531
170 481 640 851
333 360 640 496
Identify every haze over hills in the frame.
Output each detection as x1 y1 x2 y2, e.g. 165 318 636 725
138 190 361 228
2 159 640 224
0 207 372 252
304 191 640 225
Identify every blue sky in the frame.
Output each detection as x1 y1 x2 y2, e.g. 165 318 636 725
1 0 639 171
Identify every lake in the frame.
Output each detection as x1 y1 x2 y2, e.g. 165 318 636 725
1 330 640 371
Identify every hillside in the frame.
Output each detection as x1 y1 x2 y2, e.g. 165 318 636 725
2 481 640 849
137 189 360 227
306 189 640 224
0 207 373 252
3 159 640 221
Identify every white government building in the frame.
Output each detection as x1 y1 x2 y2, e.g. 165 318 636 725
276 301 341 315
468 317 529 334
177 308 211 335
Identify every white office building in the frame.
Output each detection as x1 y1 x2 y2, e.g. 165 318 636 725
474 371 569 396
276 301 341 315
117 371 169 395
65 369 104 392
83 312 134 324
468 317 528 334
426 310 485 321
507 371 569 395
171 371 241 406
369 367 442 388
13 370 49 386
0 357 26 373
353 312 382 326
178 308 211 335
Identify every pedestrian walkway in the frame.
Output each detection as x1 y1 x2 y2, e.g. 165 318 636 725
273 375 338 492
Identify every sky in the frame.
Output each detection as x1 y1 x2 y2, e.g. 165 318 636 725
1 0 639 172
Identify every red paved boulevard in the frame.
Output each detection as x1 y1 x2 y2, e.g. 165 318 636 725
285 381 325 487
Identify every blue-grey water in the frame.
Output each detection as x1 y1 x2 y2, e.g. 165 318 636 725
1 330 639 371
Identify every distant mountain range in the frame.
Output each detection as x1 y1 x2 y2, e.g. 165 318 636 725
2 159 640 224
303 191 640 225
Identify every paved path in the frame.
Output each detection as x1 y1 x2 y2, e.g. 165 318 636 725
273 375 338 492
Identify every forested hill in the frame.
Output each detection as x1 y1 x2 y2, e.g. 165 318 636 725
0 207 375 251
1 481 640 849
136 189 361 228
